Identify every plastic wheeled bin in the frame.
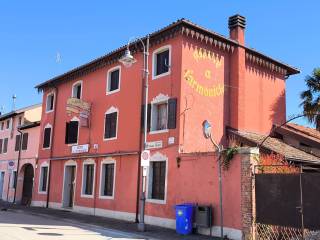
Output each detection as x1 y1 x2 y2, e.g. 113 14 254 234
175 204 194 235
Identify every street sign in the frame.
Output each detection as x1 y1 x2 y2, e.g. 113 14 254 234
7 160 15 170
71 144 89 154
141 150 150 167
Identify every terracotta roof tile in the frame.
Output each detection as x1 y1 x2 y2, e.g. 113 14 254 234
284 123 320 141
229 129 320 165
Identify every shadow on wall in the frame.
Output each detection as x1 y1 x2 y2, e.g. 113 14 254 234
269 90 286 126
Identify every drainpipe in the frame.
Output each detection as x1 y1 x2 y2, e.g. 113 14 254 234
46 85 58 208
13 128 23 204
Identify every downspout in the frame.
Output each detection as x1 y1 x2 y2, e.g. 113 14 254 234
13 128 23 203
46 85 58 208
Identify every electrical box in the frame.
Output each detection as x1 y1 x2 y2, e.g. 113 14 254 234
195 205 212 228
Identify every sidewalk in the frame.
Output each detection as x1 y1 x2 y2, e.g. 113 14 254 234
0 201 220 240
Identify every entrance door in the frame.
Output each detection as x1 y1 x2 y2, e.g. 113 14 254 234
0 172 5 200
63 166 76 208
22 164 34 205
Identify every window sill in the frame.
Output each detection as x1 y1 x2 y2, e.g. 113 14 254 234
67 143 78 147
99 195 114 200
149 129 169 135
103 137 117 141
42 147 51 150
146 198 166 205
106 89 120 95
80 194 94 199
38 191 47 195
45 110 54 114
152 71 171 80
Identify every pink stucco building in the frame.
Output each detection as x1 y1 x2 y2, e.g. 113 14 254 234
0 104 41 204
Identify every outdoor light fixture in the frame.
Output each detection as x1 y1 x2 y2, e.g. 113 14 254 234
119 49 137 67
119 35 150 232
202 120 224 239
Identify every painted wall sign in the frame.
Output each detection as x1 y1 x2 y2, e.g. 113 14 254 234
66 98 91 114
193 48 222 68
146 141 163 150
71 144 89 154
184 69 224 97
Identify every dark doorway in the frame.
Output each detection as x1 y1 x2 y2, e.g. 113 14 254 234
21 164 34 205
63 165 76 208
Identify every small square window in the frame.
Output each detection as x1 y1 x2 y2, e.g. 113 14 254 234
107 68 120 93
153 47 170 79
46 93 54 112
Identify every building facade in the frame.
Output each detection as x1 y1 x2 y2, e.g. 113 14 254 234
32 15 299 239
0 104 41 204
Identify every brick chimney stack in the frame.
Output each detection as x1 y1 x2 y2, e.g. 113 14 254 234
228 14 246 45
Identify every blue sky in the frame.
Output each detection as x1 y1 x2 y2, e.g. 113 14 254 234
0 1 318 126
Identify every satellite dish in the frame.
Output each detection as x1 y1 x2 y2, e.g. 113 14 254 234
202 120 212 139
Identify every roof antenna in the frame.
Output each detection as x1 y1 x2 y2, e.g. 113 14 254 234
12 94 17 111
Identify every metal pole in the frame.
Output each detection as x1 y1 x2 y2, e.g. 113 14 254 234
210 136 223 239
299 164 305 239
138 35 149 232
13 129 23 203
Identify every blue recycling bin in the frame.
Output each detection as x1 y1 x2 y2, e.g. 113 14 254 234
175 204 194 235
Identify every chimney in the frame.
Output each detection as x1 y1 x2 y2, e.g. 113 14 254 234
228 14 246 45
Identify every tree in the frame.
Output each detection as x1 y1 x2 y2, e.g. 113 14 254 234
300 68 320 130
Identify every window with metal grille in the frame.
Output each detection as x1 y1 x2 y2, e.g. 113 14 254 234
39 166 48 192
101 163 115 197
65 121 79 144
107 68 120 93
150 161 166 200
155 49 169 76
83 164 94 195
3 138 8 153
104 112 117 139
43 127 51 148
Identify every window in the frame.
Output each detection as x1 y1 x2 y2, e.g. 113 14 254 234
3 138 8 153
43 126 52 149
149 161 166 201
104 107 118 140
39 165 48 193
10 171 17 189
72 81 82 99
15 134 21 151
46 93 55 112
21 133 28 150
107 67 120 94
0 139 2 154
153 46 171 79
18 116 23 126
6 119 10 129
1 122 4 130
100 161 115 198
150 95 177 132
65 119 79 144
82 163 95 196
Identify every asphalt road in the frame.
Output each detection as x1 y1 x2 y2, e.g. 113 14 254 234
0 209 149 240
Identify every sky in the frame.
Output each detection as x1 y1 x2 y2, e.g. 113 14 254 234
0 1 319 126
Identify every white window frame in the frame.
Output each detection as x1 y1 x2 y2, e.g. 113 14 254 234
146 152 168 204
38 162 49 194
81 159 96 198
46 92 55 113
62 160 77 208
71 80 83 99
67 117 80 146
10 170 17 189
103 106 119 141
152 45 172 80
150 93 170 134
43 123 52 150
99 158 116 199
106 66 121 95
